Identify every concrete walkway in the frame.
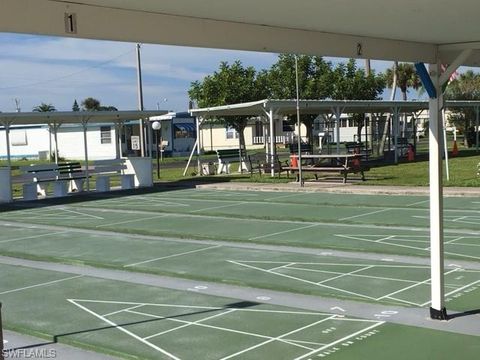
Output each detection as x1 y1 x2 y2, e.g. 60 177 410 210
196 181 480 197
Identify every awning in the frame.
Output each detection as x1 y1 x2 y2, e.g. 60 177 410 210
174 123 196 132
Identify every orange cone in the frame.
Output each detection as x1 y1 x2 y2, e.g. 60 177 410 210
452 140 459 157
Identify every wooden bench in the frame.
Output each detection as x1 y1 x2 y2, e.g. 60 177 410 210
18 162 87 200
216 148 248 174
247 154 290 178
285 154 369 184
91 159 135 192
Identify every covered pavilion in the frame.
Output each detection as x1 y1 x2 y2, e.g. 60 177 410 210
0 110 167 202
2 0 480 319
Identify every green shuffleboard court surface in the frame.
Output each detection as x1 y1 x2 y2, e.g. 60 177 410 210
0 224 479 308
1 263 479 360
0 188 479 359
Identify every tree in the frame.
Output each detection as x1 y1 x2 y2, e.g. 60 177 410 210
384 63 421 101
189 61 267 152
266 54 334 144
81 97 101 111
32 103 56 112
72 99 80 112
330 59 385 144
445 70 480 146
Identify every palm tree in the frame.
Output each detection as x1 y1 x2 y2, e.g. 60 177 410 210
33 103 56 112
81 97 101 111
385 63 421 100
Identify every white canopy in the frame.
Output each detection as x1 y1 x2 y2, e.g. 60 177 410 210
0 110 167 126
1 0 480 65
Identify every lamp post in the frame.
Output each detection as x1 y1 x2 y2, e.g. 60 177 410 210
152 121 161 179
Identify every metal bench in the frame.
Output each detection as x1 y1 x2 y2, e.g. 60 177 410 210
216 148 248 174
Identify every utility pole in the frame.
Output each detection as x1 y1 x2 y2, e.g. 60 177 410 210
14 98 21 112
136 43 145 157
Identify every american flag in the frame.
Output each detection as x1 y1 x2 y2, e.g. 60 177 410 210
441 64 459 83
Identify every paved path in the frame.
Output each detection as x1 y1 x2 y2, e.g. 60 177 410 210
196 182 480 197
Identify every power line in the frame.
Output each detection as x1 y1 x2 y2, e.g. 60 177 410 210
0 49 134 91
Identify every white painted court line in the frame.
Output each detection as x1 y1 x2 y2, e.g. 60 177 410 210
420 279 480 307
124 245 222 267
444 236 464 244
339 208 390 221
317 266 374 285
406 200 429 207
268 263 296 272
375 235 396 243
219 316 338 360
0 275 83 295
95 213 170 228
375 268 459 301
287 266 419 284
382 296 422 307
249 223 321 240
229 260 377 301
68 300 180 360
72 299 333 316
143 309 237 340
293 321 385 360
264 193 304 202
127 309 313 351
102 304 145 317
336 234 427 252
59 207 104 220
189 202 248 213
0 230 70 244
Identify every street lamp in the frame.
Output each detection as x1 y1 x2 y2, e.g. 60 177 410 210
152 121 161 179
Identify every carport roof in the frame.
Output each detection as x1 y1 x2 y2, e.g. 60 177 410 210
2 1 480 65
0 110 167 126
190 100 480 118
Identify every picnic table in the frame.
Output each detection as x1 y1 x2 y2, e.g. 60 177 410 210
286 153 369 183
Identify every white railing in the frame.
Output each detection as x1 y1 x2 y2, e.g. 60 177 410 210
253 135 294 145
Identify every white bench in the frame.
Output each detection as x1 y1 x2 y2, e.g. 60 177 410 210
215 149 248 174
92 159 135 192
18 163 87 200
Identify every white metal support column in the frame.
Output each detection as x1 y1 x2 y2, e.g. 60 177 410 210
392 107 400 163
50 122 61 164
115 121 121 159
82 117 91 192
196 116 202 175
268 108 275 177
476 106 479 152
332 107 343 154
428 61 446 320
3 121 12 167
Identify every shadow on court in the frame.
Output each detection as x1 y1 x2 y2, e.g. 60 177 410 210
4 301 259 352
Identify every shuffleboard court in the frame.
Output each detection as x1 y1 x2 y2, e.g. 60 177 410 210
0 224 478 308
1 263 479 360
2 204 480 261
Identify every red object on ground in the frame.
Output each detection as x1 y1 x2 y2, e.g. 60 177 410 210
452 140 459 157
407 144 415 161
290 154 298 168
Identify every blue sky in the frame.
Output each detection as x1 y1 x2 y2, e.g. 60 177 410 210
0 33 408 113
